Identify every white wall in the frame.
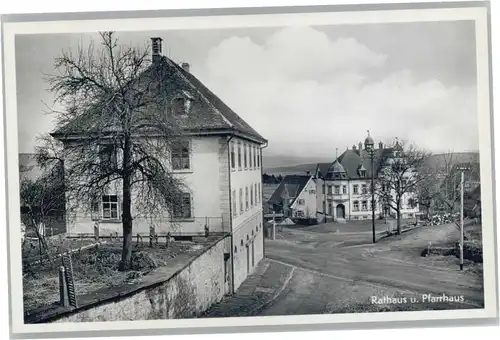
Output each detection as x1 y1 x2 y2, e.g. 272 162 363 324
65 136 227 235
290 178 317 219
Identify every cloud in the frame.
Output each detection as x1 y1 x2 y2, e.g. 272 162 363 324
199 26 478 157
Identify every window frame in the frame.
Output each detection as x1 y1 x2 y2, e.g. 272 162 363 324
232 190 237 217
101 195 119 221
353 200 360 212
172 192 193 219
353 184 359 195
230 142 236 170
171 140 191 171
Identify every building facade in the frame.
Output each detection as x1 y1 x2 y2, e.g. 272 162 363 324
52 37 267 293
315 133 419 222
267 175 317 220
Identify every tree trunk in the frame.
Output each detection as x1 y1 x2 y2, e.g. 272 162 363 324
119 136 133 271
396 203 401 235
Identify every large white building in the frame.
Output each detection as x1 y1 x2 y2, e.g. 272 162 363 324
314 133 419 222
52 37 267 293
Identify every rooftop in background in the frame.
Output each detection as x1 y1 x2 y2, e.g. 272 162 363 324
268 175 312 207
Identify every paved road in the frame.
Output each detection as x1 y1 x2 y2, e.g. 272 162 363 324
204 222 484 317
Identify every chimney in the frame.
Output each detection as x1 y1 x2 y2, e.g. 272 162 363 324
181 62 190 73
358 142 363 151
379 141 383 149
151 37 163 63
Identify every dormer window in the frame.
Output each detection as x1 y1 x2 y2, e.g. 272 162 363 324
172 91 194 116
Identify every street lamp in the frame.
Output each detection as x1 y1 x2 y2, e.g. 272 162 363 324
364 130 376 243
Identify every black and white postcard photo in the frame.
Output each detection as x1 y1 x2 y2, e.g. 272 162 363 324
1 1 498 338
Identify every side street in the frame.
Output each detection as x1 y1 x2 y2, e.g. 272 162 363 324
204 220 483 316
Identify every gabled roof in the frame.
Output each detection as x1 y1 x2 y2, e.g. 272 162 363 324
51 56 266 144
268 175 312 207
318 147 395 181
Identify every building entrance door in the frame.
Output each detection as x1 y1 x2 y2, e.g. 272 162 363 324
336 204 346 219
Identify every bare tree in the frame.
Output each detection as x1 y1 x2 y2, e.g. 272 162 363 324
19 160 65 264
374 140 432 235
38 32 187 270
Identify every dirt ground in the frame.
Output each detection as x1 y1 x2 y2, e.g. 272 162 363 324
22 239 205 314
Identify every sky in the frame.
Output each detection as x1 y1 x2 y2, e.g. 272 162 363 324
15 20 479 159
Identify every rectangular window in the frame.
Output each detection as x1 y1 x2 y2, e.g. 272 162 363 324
249 145 253 169
362 184 368 194
172 141 190 170
244 144 248 169
232 190 237 217
258 183 261 203
99 144 118 170
353 201 359 212
239 189 243 214
253 146 257 169
322 185 325 194
255 183 258 205
245 187 249 210
327 185 332 194
256 148 260 168
173 193 192 218
237 142 242 169
250 185 254 207
342 185 347 194
230 142 235 170
102 195 119 220
362 200 368 211
353 185 359 194
334 185 340 194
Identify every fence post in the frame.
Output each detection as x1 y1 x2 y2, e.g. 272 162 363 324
59 266 68 307
149 226 155 247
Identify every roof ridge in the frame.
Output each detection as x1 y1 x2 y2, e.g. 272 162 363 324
165 58 234 129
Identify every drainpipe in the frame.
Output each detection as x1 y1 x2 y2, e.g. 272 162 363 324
260 140 268 257
226 135 235 295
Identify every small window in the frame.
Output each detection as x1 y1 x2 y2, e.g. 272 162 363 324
298 199 305 205
234 246 237 253
255 183 258 205
256 148 260 168
243 144 248 169
172 97 186 116
249 146 253 169
237 142 242 169
334 186 340 194
362 184 367 194
353 185 359 194
98 144 118 170
102 195 119 220
252 230 254 236
240 239 243 246
362 200 368 211
253 146 257 169
353 200 359 212
230 142 236 170
327 185 332 194
322 185 325 194
250 185 254 207
296 210 304 217
172 141 190 170
239 188 243 214
232 190 237 217
245 187 249 210
173 193 192 218
246 235 249 241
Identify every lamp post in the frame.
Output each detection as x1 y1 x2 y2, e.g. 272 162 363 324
364 130 376 243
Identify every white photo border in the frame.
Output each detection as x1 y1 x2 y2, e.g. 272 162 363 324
2 1 498 337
